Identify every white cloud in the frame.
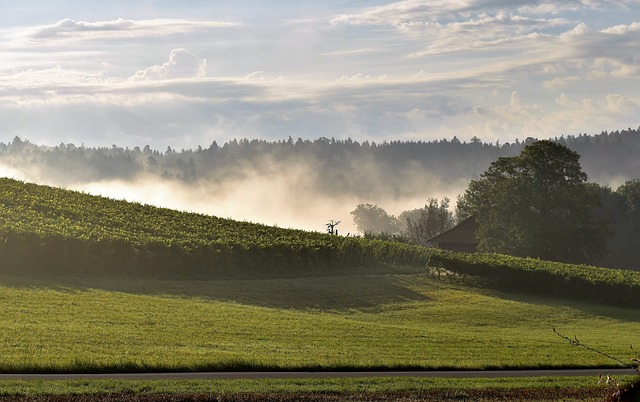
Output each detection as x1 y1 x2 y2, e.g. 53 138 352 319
555 93 570 106
23 18 240 43
334 73 388 83
601 21 640 34
131 49 207 81
560 22 590 39
245 71 265 81
604 93 640 114
447 90 640 144
331 0 573 31
330 0 465 28
319 48 382 57
544 76 579 89
332 0 573 61
591 57 638 78
29 18 136 39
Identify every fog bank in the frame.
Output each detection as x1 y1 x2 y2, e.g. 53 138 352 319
1 131 639 234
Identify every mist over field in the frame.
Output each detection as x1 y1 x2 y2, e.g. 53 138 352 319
68 177 465 235
1 129 639 234
0 145 470 235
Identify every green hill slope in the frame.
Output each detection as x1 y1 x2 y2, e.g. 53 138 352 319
0 178 429 278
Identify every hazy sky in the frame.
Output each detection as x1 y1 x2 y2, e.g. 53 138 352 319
2 1 640 149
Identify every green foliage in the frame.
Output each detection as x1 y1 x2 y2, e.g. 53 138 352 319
0 178 431 278
362 231 411 243
350 203 400 234
458 140 606 264
351 198 456 246
404 197 456 246
601 179 640 269
429 249 640 307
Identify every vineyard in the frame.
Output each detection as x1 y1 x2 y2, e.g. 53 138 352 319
1 177 639 308
0 178 431 278
429 250 640 308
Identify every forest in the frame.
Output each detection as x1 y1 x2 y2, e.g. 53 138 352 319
2 127 640 198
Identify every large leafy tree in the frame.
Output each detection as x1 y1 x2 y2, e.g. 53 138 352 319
458 140 606 264
403 197 456 246
596 179 640 269
350 203 399 234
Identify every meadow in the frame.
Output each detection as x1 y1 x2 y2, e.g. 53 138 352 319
0 268 637 373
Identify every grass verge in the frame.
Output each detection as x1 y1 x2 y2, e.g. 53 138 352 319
0 376 630 396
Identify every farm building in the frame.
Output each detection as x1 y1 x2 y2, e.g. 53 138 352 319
428 216 479 253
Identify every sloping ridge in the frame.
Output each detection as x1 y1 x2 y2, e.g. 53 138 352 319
0 178 431 279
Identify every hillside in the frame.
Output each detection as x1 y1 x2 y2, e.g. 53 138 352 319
0 178 431 278
0 178 638 374
2 177 639 305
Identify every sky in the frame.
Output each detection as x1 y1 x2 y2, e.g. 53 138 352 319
1 0 640 150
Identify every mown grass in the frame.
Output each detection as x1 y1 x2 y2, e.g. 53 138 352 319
0 269 637 373
0 376 621 395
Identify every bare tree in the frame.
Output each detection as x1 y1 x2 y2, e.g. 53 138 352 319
326 220 340 235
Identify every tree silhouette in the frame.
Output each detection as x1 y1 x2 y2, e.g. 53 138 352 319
458 140 606 264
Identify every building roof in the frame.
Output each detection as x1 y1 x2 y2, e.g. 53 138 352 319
428 216 479 245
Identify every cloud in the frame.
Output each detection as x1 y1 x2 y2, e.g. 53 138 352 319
334 73 388 83
560 22 589 39
29 18 136 39
24 18 240 43
330 1 573 61
328 0 640 63
544 76 579 89
245 71 265 81
601 21 640 34
330 0 573 29
0 72 476 149
591 57 639 78
1 4 640 153
445 90 640 145
330 0 462 28
319 48 382 57
131 49 207 80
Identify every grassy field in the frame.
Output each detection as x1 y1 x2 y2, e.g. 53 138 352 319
0 266 637 373
0 376 629 401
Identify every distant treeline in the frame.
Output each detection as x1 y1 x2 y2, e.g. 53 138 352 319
2 127 640 198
